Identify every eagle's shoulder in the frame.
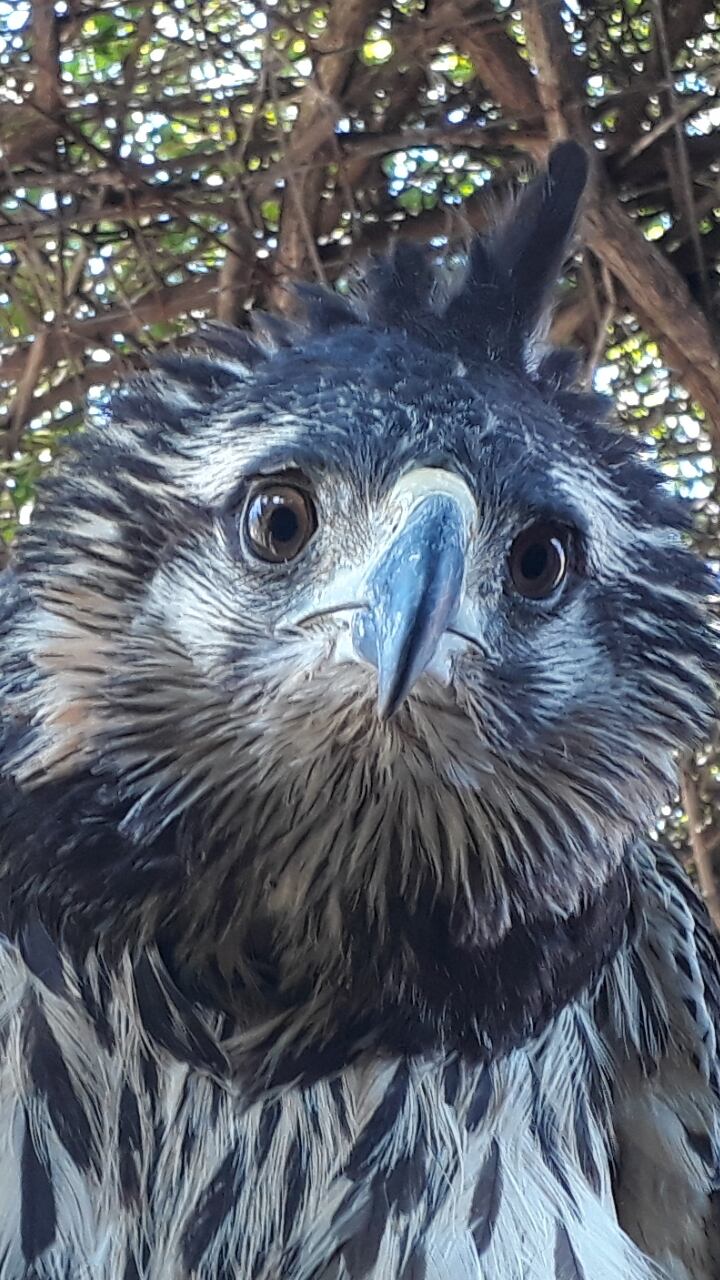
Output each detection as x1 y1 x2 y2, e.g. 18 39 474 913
608 840 720 1279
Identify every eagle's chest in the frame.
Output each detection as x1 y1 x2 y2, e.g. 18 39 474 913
0 919 707 1280
7 1008 660 1280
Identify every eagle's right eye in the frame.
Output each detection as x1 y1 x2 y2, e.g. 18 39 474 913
243 482 318 563
508 521 570 600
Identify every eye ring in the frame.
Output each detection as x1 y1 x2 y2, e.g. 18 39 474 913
243 481 318 564
508 522 570 600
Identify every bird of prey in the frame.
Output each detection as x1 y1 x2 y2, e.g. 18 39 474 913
1 140 719 1280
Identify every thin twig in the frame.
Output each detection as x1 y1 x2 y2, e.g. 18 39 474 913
4 331 49 460
585 263 616 386
652 0 711 313
682 766 720 932
619 82 719 168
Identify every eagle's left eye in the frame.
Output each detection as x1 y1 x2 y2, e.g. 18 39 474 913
509 521 570 599
243 482 317 563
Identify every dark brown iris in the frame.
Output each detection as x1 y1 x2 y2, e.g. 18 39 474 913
244 483 317 563
509 522 569 599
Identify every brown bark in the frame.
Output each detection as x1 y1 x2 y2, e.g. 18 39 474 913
682 770 720 931
451 0 542 129
0 0 63 165
520 2 585 141
272 0 381 304
30 0 62 114
582 200 720 437
3 331 50 462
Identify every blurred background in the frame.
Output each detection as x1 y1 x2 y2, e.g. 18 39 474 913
1 0 719 914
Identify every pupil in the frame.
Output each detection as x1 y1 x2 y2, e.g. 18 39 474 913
269 504 299 545
521 542 549 581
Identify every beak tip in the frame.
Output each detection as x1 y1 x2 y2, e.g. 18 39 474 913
376 699 397 724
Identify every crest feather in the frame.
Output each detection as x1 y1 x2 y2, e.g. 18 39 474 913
203 143 590 376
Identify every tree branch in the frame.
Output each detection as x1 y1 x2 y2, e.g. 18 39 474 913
1 0 63 165
520 0 585 140
515 0 720 434
651 0 710 312
582 199 720 434
273 0 381 300
2 331 49 461
30 0 62 114
612 0 712 154
449 0 542 131
0 272 221 388
682 768 720 931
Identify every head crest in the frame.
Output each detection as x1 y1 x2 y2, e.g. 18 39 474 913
197 142 589 382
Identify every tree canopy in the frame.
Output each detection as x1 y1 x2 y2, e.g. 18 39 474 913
1 0 720 910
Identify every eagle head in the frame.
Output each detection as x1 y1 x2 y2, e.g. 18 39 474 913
1 143 717 1072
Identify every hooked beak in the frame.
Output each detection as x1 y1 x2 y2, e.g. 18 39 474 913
352 470 475 719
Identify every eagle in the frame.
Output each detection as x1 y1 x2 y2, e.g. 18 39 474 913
0 141 719 1280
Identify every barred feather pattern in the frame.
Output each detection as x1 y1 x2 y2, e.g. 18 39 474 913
0 841 716 1280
